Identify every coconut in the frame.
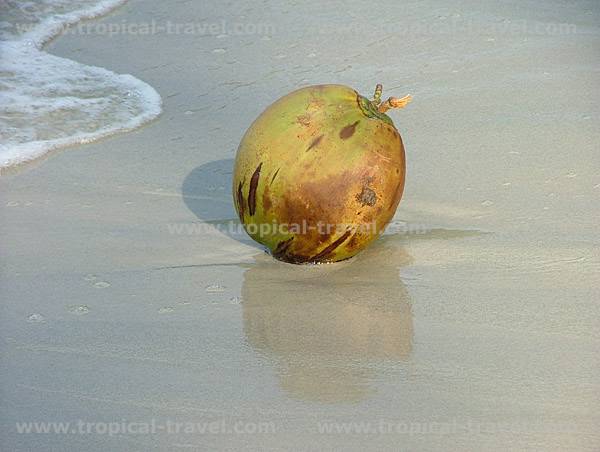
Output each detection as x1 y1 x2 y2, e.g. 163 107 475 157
233 84 411 263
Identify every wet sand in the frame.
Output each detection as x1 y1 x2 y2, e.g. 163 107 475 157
1 0 599 450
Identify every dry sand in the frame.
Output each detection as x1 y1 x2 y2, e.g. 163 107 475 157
1 0 599 450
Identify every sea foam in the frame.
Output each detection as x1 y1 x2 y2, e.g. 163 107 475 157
0 0 162 168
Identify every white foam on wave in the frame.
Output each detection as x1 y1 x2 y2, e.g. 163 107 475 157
0 0 162 168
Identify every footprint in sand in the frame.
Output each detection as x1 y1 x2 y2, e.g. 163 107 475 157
67 305 90 315
206 284 225 293
84 274 110 288
93 281 111 289
26 313 45 323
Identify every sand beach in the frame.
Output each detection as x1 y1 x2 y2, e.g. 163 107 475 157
1 0 599 450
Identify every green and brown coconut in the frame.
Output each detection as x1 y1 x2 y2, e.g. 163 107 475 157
233 84 411 264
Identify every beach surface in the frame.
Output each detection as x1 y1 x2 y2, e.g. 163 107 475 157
1 0 599 450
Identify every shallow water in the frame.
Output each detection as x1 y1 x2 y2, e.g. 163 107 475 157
1 0 599 450
0 0 161 168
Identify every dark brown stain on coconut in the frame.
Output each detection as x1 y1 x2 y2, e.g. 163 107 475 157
347 232 361 250
356 186 377 207
339 120 360 140
272 237 313 264
279 170 352 229
270 168 280 184
306 134 324 151
248 163 262 216
262 184 272 212
310 229 352 262
273 237 294 258
274 171 355 262
236 181 246 218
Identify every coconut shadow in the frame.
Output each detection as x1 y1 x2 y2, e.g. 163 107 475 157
181 158 262 249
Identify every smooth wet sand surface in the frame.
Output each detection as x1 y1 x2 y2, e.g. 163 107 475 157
1 0 599 450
